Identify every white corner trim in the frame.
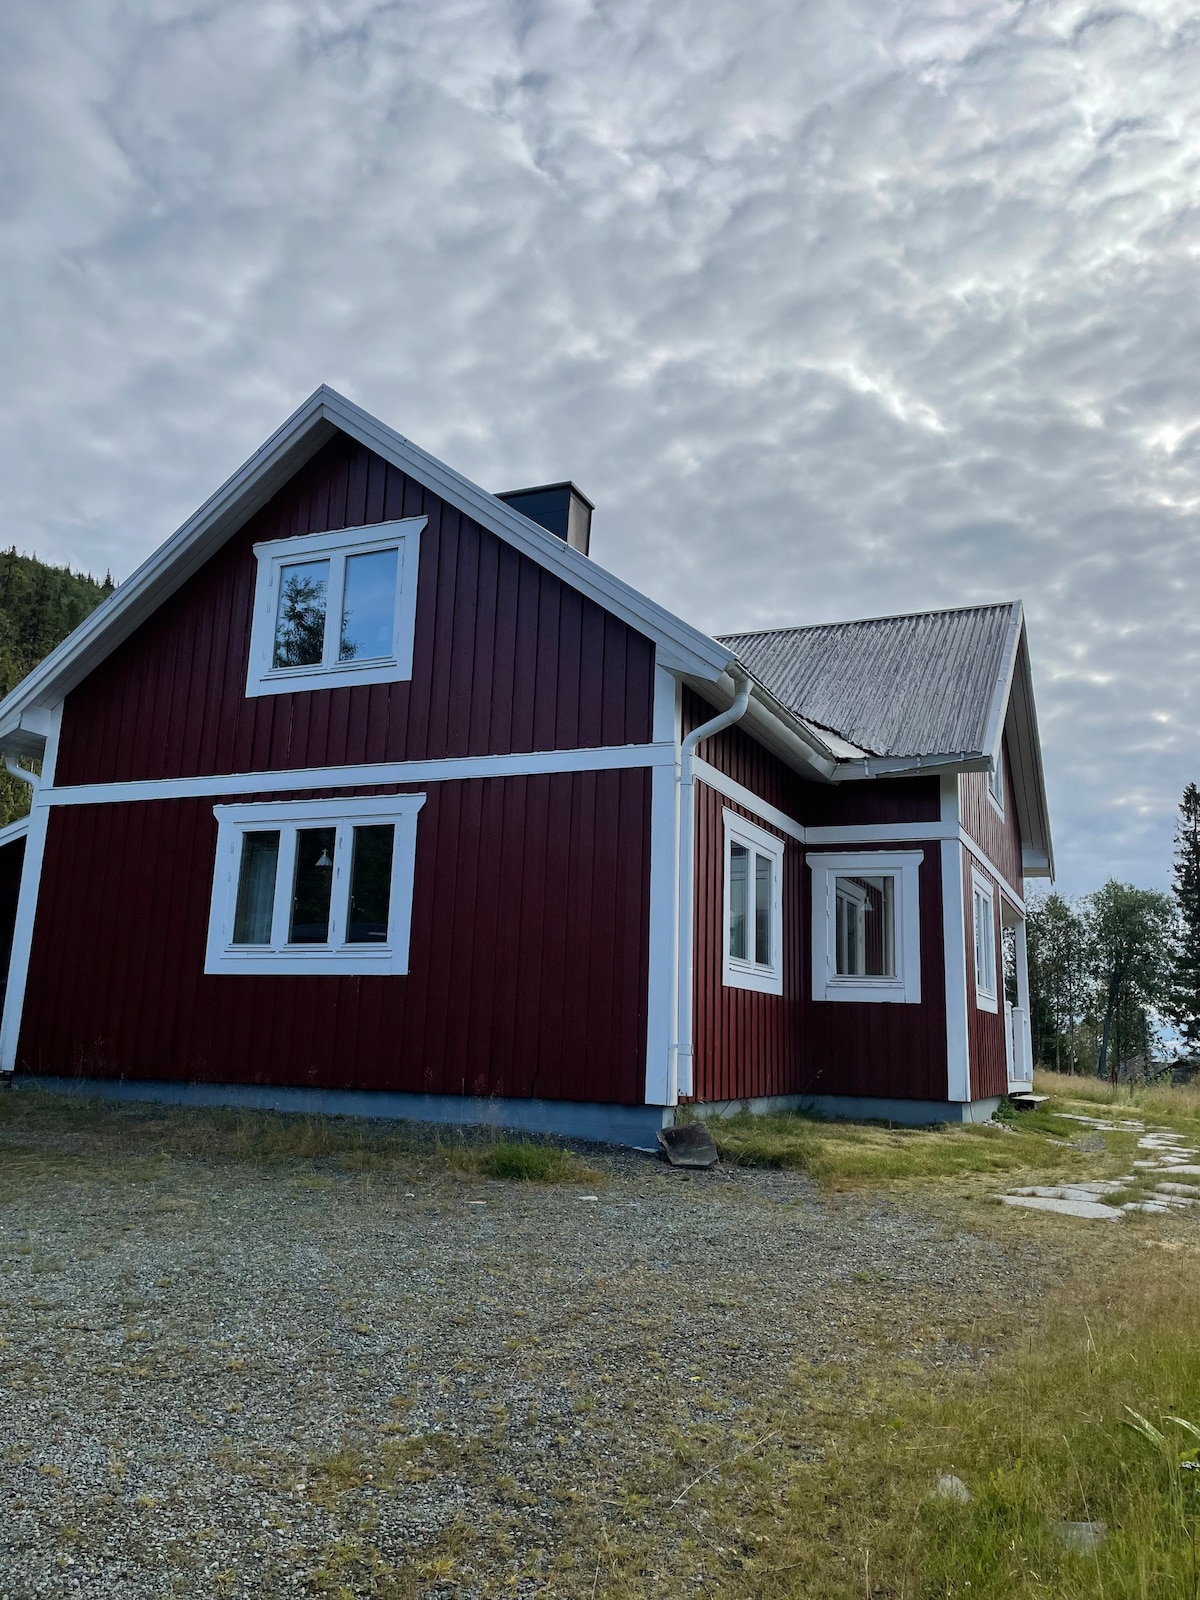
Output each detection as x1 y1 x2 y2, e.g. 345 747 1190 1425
43 741 676 809
644 755 680 1105
941 839 970 1101
245 518 424 698
807 849 923 1005
205 793 425 976
0 704 62 1072
970 866 1000 1014
692 758 804 841
722 809 785 996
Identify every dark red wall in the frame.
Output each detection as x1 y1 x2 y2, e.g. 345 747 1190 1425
960 736 1022 892
56 434 655 787
20 768 651 1104
683 689 940 827
0 835 25 1005
691 784 803 1102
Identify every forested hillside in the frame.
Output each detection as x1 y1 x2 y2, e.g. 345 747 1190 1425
0 549 114 826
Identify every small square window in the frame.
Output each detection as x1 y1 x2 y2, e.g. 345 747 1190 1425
972 871 998 1012
723 811 784 995
246 519 424 697
808 851 923 1004
206 794 425 975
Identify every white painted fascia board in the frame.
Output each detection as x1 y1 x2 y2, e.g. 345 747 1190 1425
678 669 841 781
0 385 735 743
980 601 1023 772
0 391 341 737
314 389 734 680
832 751 992 780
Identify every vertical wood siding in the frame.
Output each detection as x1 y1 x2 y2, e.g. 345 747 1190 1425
682 688 940 826
20 767 652 1104
959 736 1022 891
802 846 948 1102
55 434 655 787
0 836 25 1000
964 853 1008 1099
691 782 803 1101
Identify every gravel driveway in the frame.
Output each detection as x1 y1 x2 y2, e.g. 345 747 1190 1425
1 1116 1037 1598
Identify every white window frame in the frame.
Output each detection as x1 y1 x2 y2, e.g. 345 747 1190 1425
808 850 923 1004
972 868 999 1013
722 809 785 996
245 518 425 697
987 742 1005 818
205 793 426 975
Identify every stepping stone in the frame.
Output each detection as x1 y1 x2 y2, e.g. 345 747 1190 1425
1001 1195 1124 1220
1155 1180 1200 1196
1123 1202 1172 1214
1153 1164 1200 1176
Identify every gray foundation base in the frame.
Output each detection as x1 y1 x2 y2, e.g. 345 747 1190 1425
697 1092 1003 1127
9 1075 671 1149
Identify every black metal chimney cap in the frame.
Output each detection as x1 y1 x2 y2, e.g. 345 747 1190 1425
495 482 593 555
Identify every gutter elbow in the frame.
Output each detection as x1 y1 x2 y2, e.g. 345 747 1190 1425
4 758 39 793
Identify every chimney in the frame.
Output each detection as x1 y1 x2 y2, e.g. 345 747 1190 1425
495 482 593 556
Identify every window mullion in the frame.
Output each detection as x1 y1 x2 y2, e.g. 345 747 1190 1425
271 825 297 948
325 552 347 666
330 823 352 948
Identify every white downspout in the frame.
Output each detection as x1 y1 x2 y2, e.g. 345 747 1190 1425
673 669 752 1099
4 758 40 793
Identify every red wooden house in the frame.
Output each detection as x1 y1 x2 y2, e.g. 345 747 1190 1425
0 389 1052 1143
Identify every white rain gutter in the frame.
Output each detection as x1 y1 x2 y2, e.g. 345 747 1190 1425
673 668 752 1100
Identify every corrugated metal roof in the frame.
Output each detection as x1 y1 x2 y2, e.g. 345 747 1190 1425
718 603 1018 760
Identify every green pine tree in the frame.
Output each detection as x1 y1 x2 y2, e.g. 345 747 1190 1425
0 550 114 827
1170 781 1200 1055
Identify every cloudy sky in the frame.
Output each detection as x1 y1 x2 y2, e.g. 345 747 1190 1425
5 0 1200 895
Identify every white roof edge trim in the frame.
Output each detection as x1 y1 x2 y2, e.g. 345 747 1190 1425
980 600 1023 766
315 390 732 679
0 384 734 743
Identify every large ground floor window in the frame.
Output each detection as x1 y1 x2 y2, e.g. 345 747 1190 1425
205 793 425 975
807 849 924 1003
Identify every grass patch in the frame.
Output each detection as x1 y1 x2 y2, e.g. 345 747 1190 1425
0 1088 603 1187
474 1139 593 1183
547 1226 1200 1598
707 1103 1126 1188
1037 1068 1200 1130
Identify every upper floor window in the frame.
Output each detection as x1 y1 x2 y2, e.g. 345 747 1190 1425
808 850 923 1004
245 519 424 697
205 793 425 975
723 809 785 995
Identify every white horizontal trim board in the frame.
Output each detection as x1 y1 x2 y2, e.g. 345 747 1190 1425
692 758 1026 912
692 759 804 841
0 815 30 851
43 742 677 808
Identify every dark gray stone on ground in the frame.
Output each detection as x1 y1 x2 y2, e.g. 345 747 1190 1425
657 1122 719 1168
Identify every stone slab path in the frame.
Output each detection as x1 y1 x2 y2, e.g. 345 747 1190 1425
1000 1116 1200 1221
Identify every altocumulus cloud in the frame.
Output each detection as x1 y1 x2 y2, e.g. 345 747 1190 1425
3 0 1200 893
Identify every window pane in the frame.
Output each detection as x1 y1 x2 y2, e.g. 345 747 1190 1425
754 852 771 965
232 831 279 945
289 827 336 944
975 890 994 991
834 875 895 977
340 548 398 662
347 825 394 943
273 559 329 668
729 842 749 960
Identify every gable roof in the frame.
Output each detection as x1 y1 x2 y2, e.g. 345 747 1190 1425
719 604 1018 762
0 387 1052 873
720 602 1053 878
0 386 736 754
